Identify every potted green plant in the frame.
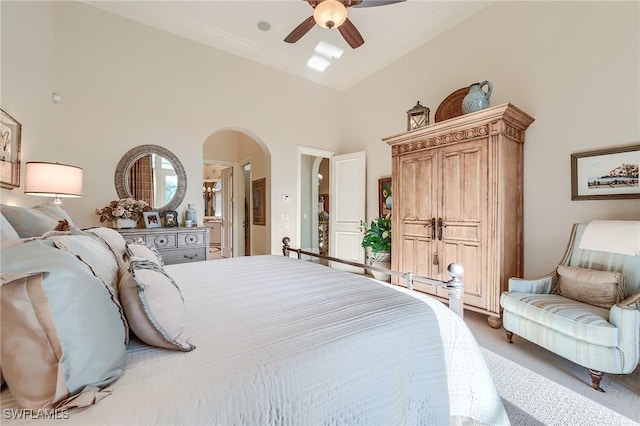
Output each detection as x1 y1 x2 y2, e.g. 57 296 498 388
360 215 392 281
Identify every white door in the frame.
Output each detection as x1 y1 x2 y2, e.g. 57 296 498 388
221 167 233 258
330 151 366 271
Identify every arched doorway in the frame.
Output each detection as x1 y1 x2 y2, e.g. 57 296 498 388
202 129 270 257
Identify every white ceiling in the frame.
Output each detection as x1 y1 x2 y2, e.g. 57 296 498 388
85 1 494 91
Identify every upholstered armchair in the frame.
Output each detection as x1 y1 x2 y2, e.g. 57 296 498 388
500 221 640 391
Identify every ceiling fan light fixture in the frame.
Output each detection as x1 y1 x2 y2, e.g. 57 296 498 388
314 0 347 29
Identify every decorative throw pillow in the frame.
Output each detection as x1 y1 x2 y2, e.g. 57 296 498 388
555 265 626 309
0 204 58 238
32 201 75 226
47 234 128 338
118 260 195 352
0 212 19 242
84 227 128 265
49 235 119 296
126 239 164 266
0 240 127 409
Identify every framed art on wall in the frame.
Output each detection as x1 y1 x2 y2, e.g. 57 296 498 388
378 177 392 217
0 108 22 189
143 211 162 228
571 144 640 200
252 178 266 226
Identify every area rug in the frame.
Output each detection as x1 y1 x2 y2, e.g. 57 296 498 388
482 348 637 426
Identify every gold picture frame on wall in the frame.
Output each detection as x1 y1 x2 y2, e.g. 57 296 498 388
0 108 22 189
571 144 640 200
378 177 392 217
252 178 266 226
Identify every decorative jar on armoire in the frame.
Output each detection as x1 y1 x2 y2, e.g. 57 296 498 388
382 103 534 328
461 81 493 114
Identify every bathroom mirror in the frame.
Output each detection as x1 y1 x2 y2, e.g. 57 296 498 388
114 144 187 214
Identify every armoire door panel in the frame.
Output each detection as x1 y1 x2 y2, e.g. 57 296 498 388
441 240 486 308
400 153 437 221
404 221 433 238
441 141 486 224
401 238 438 295
442 221 482 241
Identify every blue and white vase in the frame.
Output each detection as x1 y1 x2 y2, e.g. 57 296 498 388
461 81 493 114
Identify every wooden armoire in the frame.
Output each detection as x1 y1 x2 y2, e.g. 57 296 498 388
383 103 534 327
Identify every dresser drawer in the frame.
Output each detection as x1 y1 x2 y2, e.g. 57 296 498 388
148 233 178 249
120 232 178 249
161 247 207 265
177 230 206 247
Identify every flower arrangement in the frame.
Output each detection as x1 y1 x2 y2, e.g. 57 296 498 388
95 198 152 223
360 215 392 255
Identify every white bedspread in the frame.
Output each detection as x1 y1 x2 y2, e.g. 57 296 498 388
1 256 508 425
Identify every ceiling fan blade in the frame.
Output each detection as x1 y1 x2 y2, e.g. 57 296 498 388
338 18 364 49
284 16 316 44
353 0 406 7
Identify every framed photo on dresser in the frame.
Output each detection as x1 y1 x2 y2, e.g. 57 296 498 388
143 211 162 228
163 210 178 227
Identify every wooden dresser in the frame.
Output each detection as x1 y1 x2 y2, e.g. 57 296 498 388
383 103 534 327
117 226 209 265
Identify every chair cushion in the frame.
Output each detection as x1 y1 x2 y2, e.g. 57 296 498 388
555 266 625 309
501 292 617 347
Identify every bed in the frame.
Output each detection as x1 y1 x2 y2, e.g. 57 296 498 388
0 207 508 425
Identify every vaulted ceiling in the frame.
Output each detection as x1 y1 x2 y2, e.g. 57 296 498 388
86 1 493 91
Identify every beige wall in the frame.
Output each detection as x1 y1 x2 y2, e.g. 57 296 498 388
2 1 639 274
1 1 343 255
343 1 640 277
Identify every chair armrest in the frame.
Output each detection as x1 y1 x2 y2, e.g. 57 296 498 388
609 301 640 373
508 273 555 294
616 291 640 310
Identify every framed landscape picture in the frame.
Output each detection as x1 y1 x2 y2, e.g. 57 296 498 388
571 144 640 200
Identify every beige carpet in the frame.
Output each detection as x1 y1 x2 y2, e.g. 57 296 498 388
464 310 640 425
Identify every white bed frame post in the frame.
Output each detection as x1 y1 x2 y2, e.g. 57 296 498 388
446 263 465 319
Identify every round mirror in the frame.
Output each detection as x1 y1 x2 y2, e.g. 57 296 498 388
114 144 187 214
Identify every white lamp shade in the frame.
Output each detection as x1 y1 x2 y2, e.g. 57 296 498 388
314 0 347 29
24 162 83 198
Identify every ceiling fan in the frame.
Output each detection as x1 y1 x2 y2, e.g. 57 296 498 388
284 0 406 49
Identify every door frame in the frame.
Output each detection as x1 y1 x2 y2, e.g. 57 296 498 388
203 159 244 257
296 146 335 251
241 160 252 256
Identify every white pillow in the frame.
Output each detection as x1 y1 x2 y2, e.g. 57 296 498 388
118 260 194 351
126 240 164 266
